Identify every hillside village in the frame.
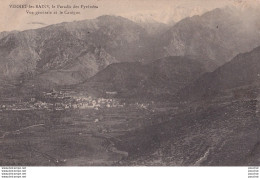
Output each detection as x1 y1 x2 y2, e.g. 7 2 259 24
0 89 152 112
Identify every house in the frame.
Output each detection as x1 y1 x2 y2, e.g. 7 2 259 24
106 91 117 95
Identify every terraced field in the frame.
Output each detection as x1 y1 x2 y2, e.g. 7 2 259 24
0 105 156 166
0 87 259 166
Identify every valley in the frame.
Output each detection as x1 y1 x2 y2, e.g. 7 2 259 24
0 80 259 166
0 90 179 166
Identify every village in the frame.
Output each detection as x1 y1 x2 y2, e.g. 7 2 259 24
0 89 152 112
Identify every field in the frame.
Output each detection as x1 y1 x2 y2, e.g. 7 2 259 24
0 87 259 166
0 101 161 166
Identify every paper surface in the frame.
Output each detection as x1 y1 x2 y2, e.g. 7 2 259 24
0 0 260 167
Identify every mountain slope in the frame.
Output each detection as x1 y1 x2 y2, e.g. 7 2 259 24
0 15 150 86
1 7 260 89
80 56 209 98
158 7 260 66
179 45 260 100
115 46 260 166
117 94 259 166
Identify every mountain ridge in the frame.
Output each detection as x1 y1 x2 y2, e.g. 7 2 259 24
178 45 260 101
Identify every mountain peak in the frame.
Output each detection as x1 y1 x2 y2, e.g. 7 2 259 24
229 0 260 10
97 15 131 22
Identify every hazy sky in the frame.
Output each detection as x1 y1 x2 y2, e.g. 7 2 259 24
0 0 259 32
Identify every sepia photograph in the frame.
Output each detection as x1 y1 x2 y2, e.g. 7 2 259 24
0 0 259 167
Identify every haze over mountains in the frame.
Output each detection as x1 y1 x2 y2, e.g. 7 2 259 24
0 6 260 94
123 6 206 25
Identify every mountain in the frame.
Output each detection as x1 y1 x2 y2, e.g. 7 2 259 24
157 7 260 66
1 7 260 90
179 45 260 100
0 31 18 39
80 56 209 98
115 46 260 166
134 21 170 36
0 15 152 87
124 13 172 35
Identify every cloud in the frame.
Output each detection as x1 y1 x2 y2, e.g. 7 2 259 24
27 22 47 26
